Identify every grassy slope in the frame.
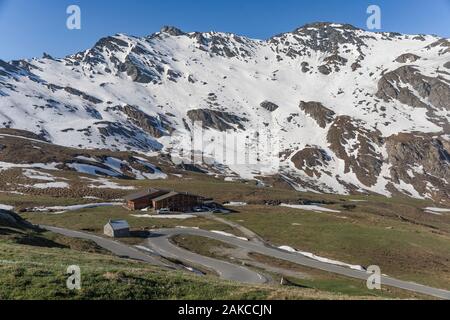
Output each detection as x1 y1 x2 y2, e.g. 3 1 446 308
222 204 450 290
1 163 449 298
0 229 368 300
172 235 432 299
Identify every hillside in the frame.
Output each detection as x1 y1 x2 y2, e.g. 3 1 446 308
0 22 448 203
0 207 387 300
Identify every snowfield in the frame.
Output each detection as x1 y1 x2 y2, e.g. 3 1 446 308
0 22 449 202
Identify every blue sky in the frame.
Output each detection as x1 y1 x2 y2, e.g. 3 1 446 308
0 0 449 60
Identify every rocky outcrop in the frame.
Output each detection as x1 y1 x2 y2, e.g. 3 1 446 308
351 62 362 71
121 105 173 138
395 53 421 63
385 133 450 203
291 147 332 177
0 60 21 77
320 54 348 73
268 23 368 62
327 116 384 186
376 65 450 110
301 62 310 73
299 101 335 128
425 38 450 55
64 87 103 104
187 109 248 131
119 55 161 84
160 26 186 37
318 65 331 75
94 36 129 52
260 101 279 112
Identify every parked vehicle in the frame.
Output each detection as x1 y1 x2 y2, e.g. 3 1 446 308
156 208 170 214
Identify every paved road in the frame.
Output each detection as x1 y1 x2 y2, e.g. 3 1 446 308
146 230 267 284
42 225 168 267
146 228 450 300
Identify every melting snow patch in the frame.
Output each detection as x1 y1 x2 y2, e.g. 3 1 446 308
68 163 120 177
133 157 168 180
280 203 341 213
31 202 122 214
85 177 135 190
0 204 14 211
32 182 69 189
23 169 56 181
224 202 247 207
83 196 100 200
224 177 239 182
0 162 60 172
424 207 450 215
278 246 365 271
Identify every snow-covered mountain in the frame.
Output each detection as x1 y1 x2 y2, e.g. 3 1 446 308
1 22 449 203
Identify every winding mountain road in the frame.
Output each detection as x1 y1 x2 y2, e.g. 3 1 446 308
146 229 267 284
43 225 450 299
43 225 168 267
146 228 450 300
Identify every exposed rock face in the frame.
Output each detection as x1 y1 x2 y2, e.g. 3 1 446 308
327 116 384 186
395 53 421 63
318 65 332 75
426 38 450 55
301 62 310 73
351 62 362 71
260 101 279 112
95 121 161 151
187 109 248 131
279 22 365 54
64 87 103 104
94 36 129 52
121 105 173 138
376 66 450 110
160 26 186 37
320 54 348 73
291 147 332 177
324 54 348 65
444 61 450 69
0 60 21 77
299 101 335 128
385 133 450 203
119 56 159 84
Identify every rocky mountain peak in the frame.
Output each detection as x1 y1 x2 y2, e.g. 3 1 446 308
296 22 360 32
160 26 186 36
0 23 449 203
